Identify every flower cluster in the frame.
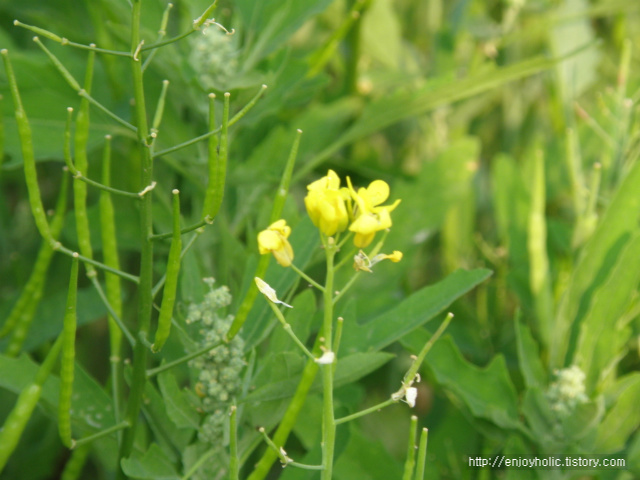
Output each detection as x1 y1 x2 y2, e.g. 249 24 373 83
258 170 402 266
546 365 589 417
186 279 244 444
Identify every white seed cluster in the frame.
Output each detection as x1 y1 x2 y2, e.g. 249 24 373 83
186 279 244 444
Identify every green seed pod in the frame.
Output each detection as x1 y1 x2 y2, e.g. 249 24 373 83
151 190 182 352
59 254 80 448
0 336 62 473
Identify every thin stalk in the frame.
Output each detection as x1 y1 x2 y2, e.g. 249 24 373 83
229 406 239 480
99 135 124 427
414 428 429 480
33 38 136 132
73 421 130 449
89 276 135 347
142 1 219 52
181 449 218 480
320 237 337 480
265 301 314 360
290 263 324 291
153 85 266 159
402 313 454 386
150 219 207 241
335 398 395 425
0 95 4 176
146 339 224 377
54 243 139 283
142 3 173 72
61 444 90 480
402 416 418 480
258 428 323 470
73 49 97 278
14 20 131 56
118 0 154 470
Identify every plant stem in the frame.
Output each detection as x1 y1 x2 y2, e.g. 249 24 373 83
321 237 337 480
414 428 428 480
334 398 395 425
229 406 239 480
146 340 224 378
118 0 154 471
73 421 130 449
402 416 418 480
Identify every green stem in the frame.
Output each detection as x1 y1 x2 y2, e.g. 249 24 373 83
334 398 395 425
402 416 418 480
266 301 314 360
14 20 130 56
290 263 324 291
99 135 124 427
146 340 224 378
150 219 207 241
119 0 154 470
73 421 130 449
229 406 239 480
142 3 173 72
151 79 170 135
414 428 428 480
153 85 266 159
258 428 323 470
321 237 337 480
54 243 139 284
181 448 218 480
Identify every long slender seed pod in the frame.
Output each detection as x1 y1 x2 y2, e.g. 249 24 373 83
0 336 63 473
151 80 169 134
402 416 418 480
142 3 173 72
1 49 52 242
4 173 69 355
226 129 302 341
203 92 229 221
73 50 96 277
229 406 239 480
59 254 80 448
413 428 428 480
201 93 219 221
99 135 123 424
152 190 182 352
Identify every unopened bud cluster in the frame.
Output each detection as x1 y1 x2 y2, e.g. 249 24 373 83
546 365 589 417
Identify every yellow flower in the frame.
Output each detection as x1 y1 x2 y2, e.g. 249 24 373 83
257 219 294 267
304 169 349 236
347 178 401 248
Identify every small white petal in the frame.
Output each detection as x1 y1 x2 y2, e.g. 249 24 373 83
405 387 418 408
315 351 335 365
255 277 293 308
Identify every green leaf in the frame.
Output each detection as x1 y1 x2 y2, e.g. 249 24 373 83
521 388 558 448
158 372 200 430
333 427 404 480
120 443 180 480
340 268 492 355
552 157 640 368
514 316 547 389
573 232 640 392
237 0 333 69
595 373 640 453
404 335 521 431
243 352 395 404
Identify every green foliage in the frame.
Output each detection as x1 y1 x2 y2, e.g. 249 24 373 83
1 0 640 479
